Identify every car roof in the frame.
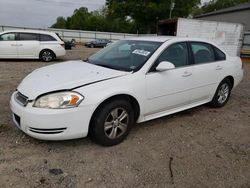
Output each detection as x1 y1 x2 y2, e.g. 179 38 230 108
0 29 56 35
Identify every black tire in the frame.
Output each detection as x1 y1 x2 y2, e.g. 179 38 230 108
90 44 94 48
89 99 134 146
210 78 232 108
40 50 55 62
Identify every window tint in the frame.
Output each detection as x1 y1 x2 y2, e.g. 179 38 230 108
19 33 39 41
0 33 15 41
191 42 215 64
157 42 189 68
214 46 226 61
40 34 56 41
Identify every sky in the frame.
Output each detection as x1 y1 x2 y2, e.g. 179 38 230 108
0 0 106 28
0 0 210 29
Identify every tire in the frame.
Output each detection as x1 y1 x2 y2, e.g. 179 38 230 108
90 99 134 146
90 44 94 48
210 78 232 108
40 50 55 62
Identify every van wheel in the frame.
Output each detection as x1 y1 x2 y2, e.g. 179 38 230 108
210 78 232 108
90 99 134 146
40 50 55 62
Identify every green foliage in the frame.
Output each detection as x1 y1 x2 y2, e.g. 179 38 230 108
51 17 67 29
51 0 201 33
193 0 250 16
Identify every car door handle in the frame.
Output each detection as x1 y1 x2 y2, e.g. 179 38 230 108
216 66 223 70
182 71 192 77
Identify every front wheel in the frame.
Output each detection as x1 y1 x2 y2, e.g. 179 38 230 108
40 50 55 62
210 78 232 108
90 99 134 146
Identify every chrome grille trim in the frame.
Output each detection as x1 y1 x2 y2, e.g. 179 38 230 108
15 92 29 106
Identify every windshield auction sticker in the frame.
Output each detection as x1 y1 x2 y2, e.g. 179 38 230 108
132 49 151 56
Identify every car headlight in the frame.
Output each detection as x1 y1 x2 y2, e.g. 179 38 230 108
33 91 84 109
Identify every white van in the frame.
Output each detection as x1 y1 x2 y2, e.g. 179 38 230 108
0 30 66 62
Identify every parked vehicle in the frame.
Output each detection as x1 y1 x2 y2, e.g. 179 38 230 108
85 39 112 48
0 30 66 62
241 32 250 57
10 37 243 146
158 18 244 56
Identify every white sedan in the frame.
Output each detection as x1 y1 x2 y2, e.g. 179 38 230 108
10 37 243 146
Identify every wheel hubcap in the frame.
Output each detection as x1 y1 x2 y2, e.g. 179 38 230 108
42 51 52 62
104 108 129 139
217 83 229 104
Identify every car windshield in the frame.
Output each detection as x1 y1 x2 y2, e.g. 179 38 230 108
87 40 162 72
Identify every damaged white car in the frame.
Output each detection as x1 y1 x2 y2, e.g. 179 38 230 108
10 37 243 146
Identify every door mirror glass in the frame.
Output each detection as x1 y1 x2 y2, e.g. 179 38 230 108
156 61 175 72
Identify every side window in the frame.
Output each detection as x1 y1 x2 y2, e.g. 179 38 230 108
214 46 226 61
157 42 189 68
19 33 39 41
0 33 15 41
40 34 57 41
191 42 215 64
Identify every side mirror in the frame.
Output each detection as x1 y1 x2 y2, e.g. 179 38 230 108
156 61 175 72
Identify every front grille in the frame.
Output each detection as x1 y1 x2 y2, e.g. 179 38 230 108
15 92 29 106
28 127 67 134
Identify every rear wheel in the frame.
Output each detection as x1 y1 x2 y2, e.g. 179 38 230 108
90 99 134 146
40 50 55 62
210 78 232 107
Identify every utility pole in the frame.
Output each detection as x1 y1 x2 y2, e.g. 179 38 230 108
169 0 175 19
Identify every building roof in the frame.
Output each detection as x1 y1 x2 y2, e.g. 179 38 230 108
195 2 250 18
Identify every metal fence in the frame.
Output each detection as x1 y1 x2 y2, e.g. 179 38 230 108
0 25 156 42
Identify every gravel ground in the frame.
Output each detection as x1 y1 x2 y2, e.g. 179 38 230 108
0 46 249 188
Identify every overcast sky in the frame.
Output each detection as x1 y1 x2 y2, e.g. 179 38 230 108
0 0 210 29
0 0 106 28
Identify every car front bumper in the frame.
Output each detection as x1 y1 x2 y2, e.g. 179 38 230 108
10 91 95 141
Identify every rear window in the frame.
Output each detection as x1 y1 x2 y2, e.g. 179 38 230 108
191 42 215 64
40 34 57 41
19 33 39 41
214 46 226 61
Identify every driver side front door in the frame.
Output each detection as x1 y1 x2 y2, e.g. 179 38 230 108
0 32 18 58
145 42 193 120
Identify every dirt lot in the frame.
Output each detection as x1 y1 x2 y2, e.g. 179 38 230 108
0 46 249 188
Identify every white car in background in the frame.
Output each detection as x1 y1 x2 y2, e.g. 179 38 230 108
10 37 243 146
0 30 66 62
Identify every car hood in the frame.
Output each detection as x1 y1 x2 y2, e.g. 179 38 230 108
17 60 129 99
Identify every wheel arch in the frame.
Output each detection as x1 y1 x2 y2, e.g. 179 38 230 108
223 75 234 88
89 94 141 133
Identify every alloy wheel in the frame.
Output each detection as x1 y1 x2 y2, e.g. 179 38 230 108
104 107 129 139
217 83 229 104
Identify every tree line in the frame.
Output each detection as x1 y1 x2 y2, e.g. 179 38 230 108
51 0 250 34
